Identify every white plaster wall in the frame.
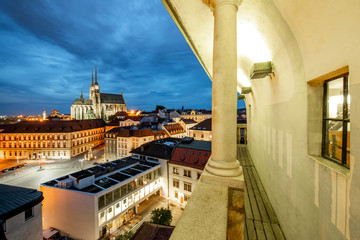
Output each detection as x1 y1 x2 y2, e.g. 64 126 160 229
244 1 360 239
41 185 97 240
4 203 42 240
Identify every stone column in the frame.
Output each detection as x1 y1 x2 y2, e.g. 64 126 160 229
205 0 242 177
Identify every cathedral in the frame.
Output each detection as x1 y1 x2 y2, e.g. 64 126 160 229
71 67 127 121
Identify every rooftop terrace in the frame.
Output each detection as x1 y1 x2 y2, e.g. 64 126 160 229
42 157 160 194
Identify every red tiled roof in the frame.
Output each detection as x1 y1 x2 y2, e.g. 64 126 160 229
163 124 185 135
169 146 211 170
115 128 154 138
153 130 170 140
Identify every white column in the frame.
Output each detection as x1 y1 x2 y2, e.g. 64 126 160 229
205 0 242 177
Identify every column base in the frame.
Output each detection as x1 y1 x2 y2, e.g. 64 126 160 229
201 169 244 189
205 157 243 177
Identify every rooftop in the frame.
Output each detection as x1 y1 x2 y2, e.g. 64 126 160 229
42 157 159 194
169 140 211 170
131 138 182 160
0 119 106 133
190 118 212 131
132 222 174 240
0 184 43 220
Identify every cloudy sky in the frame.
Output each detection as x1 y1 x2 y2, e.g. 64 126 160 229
0 1 246 116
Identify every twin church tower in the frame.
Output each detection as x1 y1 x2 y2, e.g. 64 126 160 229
70 66 127 121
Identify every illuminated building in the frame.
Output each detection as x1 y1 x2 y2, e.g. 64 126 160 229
70 66 127 121
188 118 212 141
181 110 211 123
105 127 155 161
41 158 162 240
168 139 211 207
0 119 105 160
162 123 186 138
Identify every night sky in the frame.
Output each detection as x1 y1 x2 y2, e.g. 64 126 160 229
0 0 245 116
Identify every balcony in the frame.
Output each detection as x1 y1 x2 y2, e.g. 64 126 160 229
170 145 285 240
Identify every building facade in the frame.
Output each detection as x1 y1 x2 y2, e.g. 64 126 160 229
41 158 162 240
0 119 105 160
168 139 211 207
0 184 44 240
71 67 127 121
162 123 186 138
188 118 212 141
181 110 211 123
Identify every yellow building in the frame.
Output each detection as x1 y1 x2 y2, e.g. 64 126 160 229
0 119 105 160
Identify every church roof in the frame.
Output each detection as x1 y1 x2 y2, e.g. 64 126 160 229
100 93 125 104
73 98 92 105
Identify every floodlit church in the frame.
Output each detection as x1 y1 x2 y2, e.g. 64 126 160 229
71 67 127 121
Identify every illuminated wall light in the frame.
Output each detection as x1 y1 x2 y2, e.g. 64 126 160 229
237 21 272 63
237 69 251 89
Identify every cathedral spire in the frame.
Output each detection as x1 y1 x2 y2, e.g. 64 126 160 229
92 68 94 85
95 65 98 85
80 89 84 99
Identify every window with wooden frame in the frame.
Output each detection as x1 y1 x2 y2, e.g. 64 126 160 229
322 73 350 167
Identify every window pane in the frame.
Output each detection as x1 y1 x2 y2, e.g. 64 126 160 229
324 120 343 162
346 122 350 165
326 78 343 119
346 79 350 118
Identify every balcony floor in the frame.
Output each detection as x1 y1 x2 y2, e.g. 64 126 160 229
237 146 286 240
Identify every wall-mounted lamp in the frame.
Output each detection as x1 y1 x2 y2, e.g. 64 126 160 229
250 61 275 79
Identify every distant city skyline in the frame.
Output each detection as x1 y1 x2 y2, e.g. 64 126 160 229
0 1 246 116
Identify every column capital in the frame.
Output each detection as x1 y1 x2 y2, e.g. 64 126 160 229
203 0 242 9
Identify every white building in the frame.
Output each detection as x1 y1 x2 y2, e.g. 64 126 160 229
0 184 43 240
188 118 212 141
131 138 183 199
168 139 211 207
41 158 162 240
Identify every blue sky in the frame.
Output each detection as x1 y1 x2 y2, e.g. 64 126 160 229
0 0 244 116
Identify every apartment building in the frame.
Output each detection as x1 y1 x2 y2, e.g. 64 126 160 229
162 123 186 138
168 139 211 207
41 157 162 240
131 138 182 198
188 118 212 141
0 119 105 160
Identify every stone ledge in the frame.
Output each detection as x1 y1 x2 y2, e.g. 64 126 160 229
170 175 244 240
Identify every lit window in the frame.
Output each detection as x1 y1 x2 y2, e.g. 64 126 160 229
174 191 178 199
322 74 350 167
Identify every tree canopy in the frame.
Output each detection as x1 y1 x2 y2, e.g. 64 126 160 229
150 207 173 226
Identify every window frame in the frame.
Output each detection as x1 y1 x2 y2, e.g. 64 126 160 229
321 73 350 168
25 207 34 221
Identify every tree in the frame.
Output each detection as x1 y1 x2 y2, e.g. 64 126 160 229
115 231 133 240
150 207 173 226
155 105 165 111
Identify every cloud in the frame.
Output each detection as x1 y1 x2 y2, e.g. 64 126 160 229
0 0 212 115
